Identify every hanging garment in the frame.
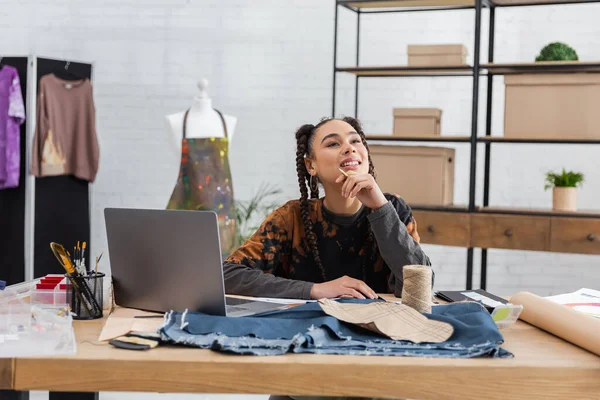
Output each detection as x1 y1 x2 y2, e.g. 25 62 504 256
0 65 25 189
31 74 99 182
167 109 238 257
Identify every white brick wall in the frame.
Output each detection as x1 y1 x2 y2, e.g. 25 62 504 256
3 1 600 302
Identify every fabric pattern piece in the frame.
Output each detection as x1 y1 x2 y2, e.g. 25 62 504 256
317 299 453 343
158 300 513 359
31 74 99 182
0 65 25 189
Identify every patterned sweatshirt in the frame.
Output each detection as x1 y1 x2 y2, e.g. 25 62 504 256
223 193 433 299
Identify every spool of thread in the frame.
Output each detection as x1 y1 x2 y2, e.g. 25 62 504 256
401 265 433 314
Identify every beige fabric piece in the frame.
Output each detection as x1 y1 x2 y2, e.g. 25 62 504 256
98 306 164 341
318 299 453 343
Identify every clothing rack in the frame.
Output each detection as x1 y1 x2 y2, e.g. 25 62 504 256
0 56 95 400
31 57 94 281
0 56 94 284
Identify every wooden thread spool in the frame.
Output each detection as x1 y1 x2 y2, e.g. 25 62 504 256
401 265 433 314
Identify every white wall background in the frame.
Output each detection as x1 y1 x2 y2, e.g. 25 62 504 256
2 0 600 398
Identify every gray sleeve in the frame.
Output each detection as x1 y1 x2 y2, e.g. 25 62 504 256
367 201 434 297
223 262 314 300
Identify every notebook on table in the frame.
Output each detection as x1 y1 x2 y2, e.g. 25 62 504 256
435 289 508 313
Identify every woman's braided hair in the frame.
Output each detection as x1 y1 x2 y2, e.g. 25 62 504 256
295 116 379 282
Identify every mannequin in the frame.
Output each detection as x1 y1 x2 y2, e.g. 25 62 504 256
165 78 237 160
164 78 239 257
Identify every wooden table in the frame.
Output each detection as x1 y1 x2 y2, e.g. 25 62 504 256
2 297 600 400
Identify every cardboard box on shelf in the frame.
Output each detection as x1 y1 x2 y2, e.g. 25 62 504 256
407 44 468 67
393 108 442 137
504 73 600 140
370 145 455 206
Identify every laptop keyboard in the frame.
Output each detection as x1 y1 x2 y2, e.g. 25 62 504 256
226 305 251 313
226 297 252 306
226 297 254 313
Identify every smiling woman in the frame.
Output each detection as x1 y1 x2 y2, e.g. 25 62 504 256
223 116 433 300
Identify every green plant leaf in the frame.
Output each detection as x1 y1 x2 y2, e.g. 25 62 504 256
544 168 585 190
233 181 283 243
535 42 579 62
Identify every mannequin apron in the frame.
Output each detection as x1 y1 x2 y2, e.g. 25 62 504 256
166 108 238 257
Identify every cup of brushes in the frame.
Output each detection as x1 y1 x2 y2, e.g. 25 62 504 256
50 241 105 320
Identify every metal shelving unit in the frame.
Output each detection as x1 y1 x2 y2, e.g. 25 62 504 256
332 0 600 290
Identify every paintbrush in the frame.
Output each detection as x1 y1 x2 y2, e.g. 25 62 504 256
52 244 94 316
82 241 87 274
50 242 102 317
93 250 103 296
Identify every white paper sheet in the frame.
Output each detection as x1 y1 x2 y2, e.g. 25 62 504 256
545 288 600 319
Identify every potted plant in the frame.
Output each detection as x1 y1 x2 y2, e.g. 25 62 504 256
535 42 579 62
233 182 283 244
544 168 584 211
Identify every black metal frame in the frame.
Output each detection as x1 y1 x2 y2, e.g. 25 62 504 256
332 0 600 291
481 4 495 291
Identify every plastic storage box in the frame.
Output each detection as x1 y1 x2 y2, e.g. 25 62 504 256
30 274 68 306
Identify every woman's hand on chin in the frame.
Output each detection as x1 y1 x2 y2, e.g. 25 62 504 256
335 170 388 210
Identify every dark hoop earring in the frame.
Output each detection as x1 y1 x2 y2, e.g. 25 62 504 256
310 174 317 190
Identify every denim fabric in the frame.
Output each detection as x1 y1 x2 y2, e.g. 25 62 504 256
158 300 513 358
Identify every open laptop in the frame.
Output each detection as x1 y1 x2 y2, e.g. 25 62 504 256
104 207 290 317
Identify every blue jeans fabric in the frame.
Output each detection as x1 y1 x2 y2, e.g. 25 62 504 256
158 300 513 358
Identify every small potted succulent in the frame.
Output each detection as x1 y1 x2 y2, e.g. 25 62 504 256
535 42 579 62
544 168 584 211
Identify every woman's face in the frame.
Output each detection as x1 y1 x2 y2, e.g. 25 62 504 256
305 119 370 185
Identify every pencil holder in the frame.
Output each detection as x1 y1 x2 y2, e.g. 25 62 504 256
65 272 105 320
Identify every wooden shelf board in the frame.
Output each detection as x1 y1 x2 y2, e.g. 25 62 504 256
342 0 474 9
482 61 600 74
477 206 600 218
410 204 469 212
367 134 471 142
341 0 599 11
337 65 473 77
478 136 600 144
336 62 600 77
492 0 600 6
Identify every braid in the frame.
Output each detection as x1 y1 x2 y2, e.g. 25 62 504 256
295 124 327 281
309 175 320 199
342 117 379 282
